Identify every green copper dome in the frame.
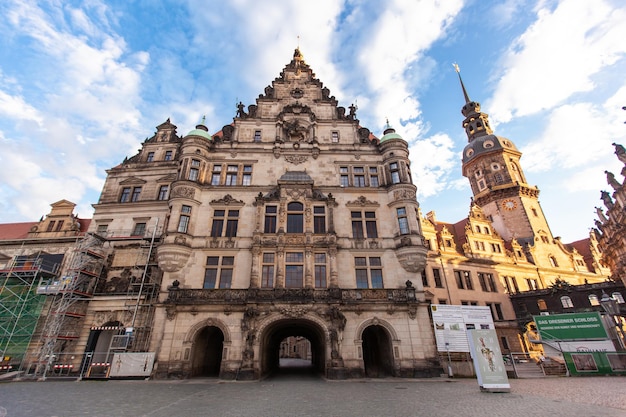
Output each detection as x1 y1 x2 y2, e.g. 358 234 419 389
186 116 212 140
379 123 403 142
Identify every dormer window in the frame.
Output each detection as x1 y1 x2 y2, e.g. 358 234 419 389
147 152 154 162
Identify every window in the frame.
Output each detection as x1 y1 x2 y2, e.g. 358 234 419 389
501 337 510 351
46 221 55 232
96 224 108 234
285 252 304 288
254 130 261 142
390 162 400 184
355 257 383 288
433 268 443 288
537 299 547 310
474 241 485 251
209 209 239 237
164 150 173 161
242 165 252 186
158 185 169 200
120 187 131 203
438 299 448 305
588 294 599 306
331 131 339 143
211 165 222 185
203 256 234 289
351 211 378 239
486 302 504 320
397 208 409 235
132 222 146 236
531 208 538 217
189 159 200 181
490 243 501 253
478 273 489 292
454 270 473 290
55 220 64 232
225 165 238 186
340 167 349 187
549 256 559 267
484 227 490 234
261 253 275 288
313 206 326 234
480 273 497 292
511 277 519 293
560 296 574 308
131 187 142 202
264 206 277 233
177 205 191 233
287 202 304 233
613 292 625 304
494 173 503 183
526 278 538 290
477 180 486 191
369 167 379 187
146 152 154 162
315 253 327 288
425 239 432 250
225 210 239 237
353 167 365 187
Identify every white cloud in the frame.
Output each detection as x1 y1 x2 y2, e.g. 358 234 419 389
489 0 626 123
409 133 459 198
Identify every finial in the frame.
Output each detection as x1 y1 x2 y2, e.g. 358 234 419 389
385 117 390 129
453 62 471 104
297 35 300 49
201 115 206 125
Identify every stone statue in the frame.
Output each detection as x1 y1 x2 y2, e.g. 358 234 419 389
236 101 247 118
601 191 614 209
614 143 626 164
606 171 621 190
596 206 607 223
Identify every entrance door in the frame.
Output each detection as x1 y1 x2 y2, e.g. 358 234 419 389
191 326 224 377
362 325 394 377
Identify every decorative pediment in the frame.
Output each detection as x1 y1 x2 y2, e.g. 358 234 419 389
119 177 147 186
157 173 178 182
210 194 245 206
346 196 379 208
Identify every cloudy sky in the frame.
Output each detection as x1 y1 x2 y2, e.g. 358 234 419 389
0 0 624 242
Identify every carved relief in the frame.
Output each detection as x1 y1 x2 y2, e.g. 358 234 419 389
210 194 244 205
393 189 416 201
346 196 379 207
278 306 308 318
284 154 308 165
171 186 195 199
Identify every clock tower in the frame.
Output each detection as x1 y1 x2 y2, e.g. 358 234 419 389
456 67 554 244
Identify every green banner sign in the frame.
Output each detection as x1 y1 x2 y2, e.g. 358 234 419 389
533 312 607 341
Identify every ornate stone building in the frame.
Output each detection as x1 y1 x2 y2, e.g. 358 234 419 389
87 48 438 379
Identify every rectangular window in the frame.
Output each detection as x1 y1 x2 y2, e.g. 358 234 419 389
55 220 64 232
369 167 379 187
211 165 222 185
421 270 428 287
491 243 502 253
285 252 304 288
264 206 277 233
313 206 326 234
158 185 169 200
433 268 443 288
131 187 142 202
314 253 327 288
146 152 154 162
454 270 473 290
132 222 146 236
340 166 349 187
478 273 489 292
355 256 383 288
203 256 234 289
438 299 448 305
511 276 519 293
120 187 131 202
261 253 275 288
225 210 239 237
353 167 365 187
390 162 400 184
177 205 192 233
225 165 238 186
211 210 225 237
189 168 199 181
254 130 261 142
46 221 55 232
242 165 252 186
397 208 409 235
331 131 339 143
352 211 378 238
487 274 497 292
164 150 173 161
97 224 108 234
487 303 504 320
351 212 364 239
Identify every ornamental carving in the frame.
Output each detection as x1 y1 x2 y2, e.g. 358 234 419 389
278 306 308 318
210 194 244 205
346 196 379 207
284 154 308 165
171 186 195 199
393 189 416 201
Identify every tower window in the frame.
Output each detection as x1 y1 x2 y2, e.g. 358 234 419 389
432 268 443 288
396 208 409 235
158 185 169 200
177 205 192 233
146 152 154 162
164 150 173 161
287 202 304 233
331 131 339 143
390 162 400 184
254 130 262 142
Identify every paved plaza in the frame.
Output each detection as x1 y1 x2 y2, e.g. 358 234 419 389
1 374 626 417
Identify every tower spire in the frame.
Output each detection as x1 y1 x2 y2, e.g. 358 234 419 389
453 63 471 104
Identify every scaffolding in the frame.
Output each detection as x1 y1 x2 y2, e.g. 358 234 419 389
33 233 106 378
0 253 62 371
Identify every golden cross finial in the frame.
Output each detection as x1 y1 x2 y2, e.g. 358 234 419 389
453 63 460 73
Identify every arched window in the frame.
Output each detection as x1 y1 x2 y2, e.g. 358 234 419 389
549 256 558 267
612 292 625 304
588 294 599 306
287 202 304 233
560 296 574 308
537 299 547 311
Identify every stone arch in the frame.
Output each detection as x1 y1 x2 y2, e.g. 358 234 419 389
354 317 399 342
184 317 231 344
354 317 400 378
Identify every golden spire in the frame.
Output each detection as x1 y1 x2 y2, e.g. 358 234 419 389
453 63 471 104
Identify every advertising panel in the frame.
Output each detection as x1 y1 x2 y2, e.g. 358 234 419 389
468 329 510 392
108 352 155 378
533 312 607 341
431 304 494 352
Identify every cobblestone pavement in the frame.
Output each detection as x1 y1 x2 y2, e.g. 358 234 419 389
1 375 625 417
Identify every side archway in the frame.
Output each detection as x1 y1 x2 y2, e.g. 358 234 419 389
355 318 398 378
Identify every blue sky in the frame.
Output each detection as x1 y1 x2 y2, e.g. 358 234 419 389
0 0 624 242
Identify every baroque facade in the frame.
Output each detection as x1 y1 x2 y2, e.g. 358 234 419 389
88 49 437 379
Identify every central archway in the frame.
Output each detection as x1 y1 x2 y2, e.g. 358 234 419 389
259 318 326 378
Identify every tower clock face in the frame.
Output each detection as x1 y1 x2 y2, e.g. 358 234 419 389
502 199 517 211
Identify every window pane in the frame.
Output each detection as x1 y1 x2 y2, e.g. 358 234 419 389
355 257 367 267
219 269 233 288
315 265 327 288
366 221 378 238
288 202 303 211
314 215 326 234
370 176 379 187
264 216 277 233
266 206 277 214
287 214 303 233
211 220 223 237
206 256 219 265
131 187 142 202
315 253 326 263
352 221 364 239
356 269 368 288
181 205 192 213
222 256 234 266
261 265 274 288
203 269 217 288
177 215 190 233
189 168 199 181
286 252 304 262
285 265 303 288
369 257 381 266
225 220 238 237
371 270 383 288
